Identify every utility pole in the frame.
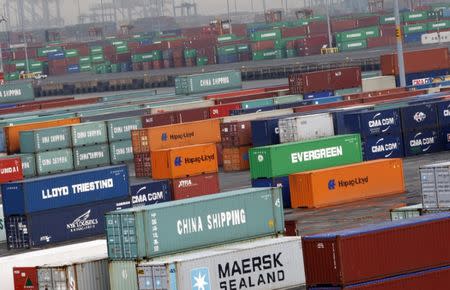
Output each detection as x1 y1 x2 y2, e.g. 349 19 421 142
394 0 406 87
226 0 233 34
262 0 267 13
326 0 332 48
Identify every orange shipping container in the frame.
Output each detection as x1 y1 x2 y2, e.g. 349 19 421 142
289 159 405 208
151 143 218 179
131 119 221 154
223 146 250 172
5 118 81 154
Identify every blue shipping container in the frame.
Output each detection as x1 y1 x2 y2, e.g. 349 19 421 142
403 129 442 157
401 103 438 131
397 69 450 86
218 54 239 64
363 134 404 161
251 118 282 147
304 91 334 100
440 126 450 150
47 51 65 60
252 176 291 208
312 96 343 105
277 100 313 109
2 165 130 215
5 197 131 249
130 179 172 207
437 100 450 127
67 64 80 73
335 109 401 137
403 32 422 43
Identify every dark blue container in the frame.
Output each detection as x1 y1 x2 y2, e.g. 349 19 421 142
403 129 442 156
252 176 291 208
403 32 422 43
437 100 450 127
400 103 438 131
277 100 313 109
250 114 296 147
5 197 131 249
363 134 404 161
230 105 277 115
120 62 132 72
217 54 239 64
397 69 450 86
335 108 402 137
130 179 171 207
440 126 450 150
2 165 130 215
312 96 343 105
67 64 80 73
47 51 65 60
304 91 334 100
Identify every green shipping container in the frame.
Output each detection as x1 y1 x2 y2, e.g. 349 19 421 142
380 15 396 25
5 73 20 81
65 49 79 58
217 34 238 42
334 87 362 96
80 56 91 63
252 49 285 60
36 148 74 176
175 70 242 95
241 98 274 109
286 49 297 58
250 29 282 41
336 30 365 42
105 187 284 260
71 122 108 147
91 54 105 63
403 24 428 34
37 47 62 57
20 126 72 153
337 40 367 51
237 44 250 52
273 94 304 104
73 144 111 169
0 154 36 178
110 140 133 164
403 11 428 22
115 45 129 54
363 26 380 38
107 117 142 142
0 82 35 104
249 134 362 179
196 57 208 66
217 45 237 55
80 64 92 72
90 46 104 55
427 21 450 31
183 49 197 59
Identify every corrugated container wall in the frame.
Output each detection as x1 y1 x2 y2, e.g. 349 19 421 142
279 113 335 144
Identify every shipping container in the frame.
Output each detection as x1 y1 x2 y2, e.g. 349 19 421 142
20 126 72 153
107 117 142 142
71 122 108 147
362 76 396 92
73 144 111 169
400 103 438 131
220 121 252 148
132 119 221 154
390 204 422 221
252 176 291 208
0 205 5 243
1 154 36 178
290 159 405 208
249 134 363 179
420 161 450 209
175 70 242 95
110 140 133 164
36 148 74 176
6 197 130 249
0 82 34 104
302 213 450 286
403 129 442 156
0 157 23 183
130 179 171 207
172 173 220 200
223 146 250 172
363 135 405 160
151 143 218 179
105 187 284 260
250 116 291 147
279 113 335 144
2 165 130 215
380 48 449 75
5 117 81 154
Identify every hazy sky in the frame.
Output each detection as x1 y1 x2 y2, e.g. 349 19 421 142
63 0 291 25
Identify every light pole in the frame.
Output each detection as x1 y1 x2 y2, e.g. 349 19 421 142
394 0 406 87
326 0 332 48
226 0 232 34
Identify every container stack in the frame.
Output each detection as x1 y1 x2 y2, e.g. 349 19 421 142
220 120 252 172
420 161 450 211
106 117 142 165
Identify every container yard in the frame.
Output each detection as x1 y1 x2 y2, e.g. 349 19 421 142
2 1 450 290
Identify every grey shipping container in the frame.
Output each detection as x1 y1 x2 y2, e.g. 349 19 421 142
109 237 305 290
420 161 450 209
71 122 108 146
107 117 142 142
36 148 74 176
20 126 72 153
105 187 284 260
73 144 111 170
278 113 335 144
110 140 133 164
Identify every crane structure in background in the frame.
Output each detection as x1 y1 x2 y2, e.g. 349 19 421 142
173 1 198 17
368 0 384 12
0 0 64 30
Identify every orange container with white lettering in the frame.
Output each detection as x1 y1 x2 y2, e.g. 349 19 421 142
5 118 81 154
289 159 405 208
131 119 221 154
151 143 218 179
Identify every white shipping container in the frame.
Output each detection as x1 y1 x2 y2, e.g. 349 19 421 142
0 240 107 290
439 31 450 44
138 237 304 290
222 109 294 123
421 32 440 45
278 113 334 144
361 76 396 92
390 204 422 221
420 161 450 209
148 100 215 114
0 205 5 243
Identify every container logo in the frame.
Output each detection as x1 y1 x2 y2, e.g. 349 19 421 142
413 112 427 123
191 268 211 290
371 138 398 157
328 177 369 190
328 180 336 190
291 146 343 164
66 210 99 232
132 186 165 205
257 155 264 162
161 133 168 141
174 157 183 166
368 113 395 133
410 132 435 152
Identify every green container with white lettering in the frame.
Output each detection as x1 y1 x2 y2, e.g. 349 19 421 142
71 122 108 147
110 140 133 164
20 126 72 153
36 148 74 176
73 144 111 170
107 117 142 142
249 134 362 179
175 70 242 95
0 82 34 104
0 154 36 178
105 187 284 260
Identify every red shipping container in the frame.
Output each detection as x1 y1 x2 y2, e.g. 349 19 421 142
284 220 298 237
251 40 275 51
330 67 362 90
176 107 210 123
239 52 251 62
303 213 450 286
0 157 23 182
142 61 153 71
209 103 242 118
357 16 380 28
152 60 163 70
172 173 220 200
293 99 363 113
134 153 152 178
13 267 38 290
308 22 328 35
281 26 308 38
381 48 450 76
220 121 252 148
367 36 397 48
222 146 250 172
141 111 179 128
331 19 358 32
216 143 223 166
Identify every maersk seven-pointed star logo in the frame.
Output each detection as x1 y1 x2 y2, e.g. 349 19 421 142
191 268 210 290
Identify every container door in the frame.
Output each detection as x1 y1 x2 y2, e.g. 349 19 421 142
38 268 53 290
52 268 68 290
